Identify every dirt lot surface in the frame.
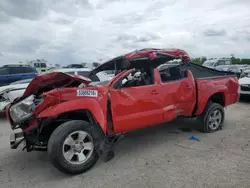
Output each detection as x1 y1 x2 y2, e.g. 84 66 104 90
0 102 250 188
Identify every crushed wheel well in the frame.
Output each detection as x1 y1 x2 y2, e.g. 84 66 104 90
209 92 225 107
39 110 96 143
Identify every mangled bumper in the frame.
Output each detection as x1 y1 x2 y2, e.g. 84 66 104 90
10 128 24 149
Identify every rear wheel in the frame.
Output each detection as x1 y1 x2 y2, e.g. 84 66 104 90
48 120 99 174
197 102 224 133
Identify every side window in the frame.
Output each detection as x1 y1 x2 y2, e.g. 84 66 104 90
217 60 225 66
8 67 25 74
41 63 46 68
159 66 185 83
24 67 36 73
0 68 10 75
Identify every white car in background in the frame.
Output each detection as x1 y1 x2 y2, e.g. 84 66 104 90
202 58 232 68
0 79 32 114
238 69 250 97
49 68 112 81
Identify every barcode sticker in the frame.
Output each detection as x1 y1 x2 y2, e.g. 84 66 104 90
77 90 98 97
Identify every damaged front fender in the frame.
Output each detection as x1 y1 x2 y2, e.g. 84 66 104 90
37 98 108 133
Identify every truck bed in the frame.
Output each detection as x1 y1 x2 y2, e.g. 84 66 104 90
180 63 236 79
179 63 238 115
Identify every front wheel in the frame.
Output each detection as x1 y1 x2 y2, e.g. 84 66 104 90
48 120 99 174
197 102 225 133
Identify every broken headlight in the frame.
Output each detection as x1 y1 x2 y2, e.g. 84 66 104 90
9 95 36 123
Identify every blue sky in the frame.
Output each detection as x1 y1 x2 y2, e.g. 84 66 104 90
0 0 250 66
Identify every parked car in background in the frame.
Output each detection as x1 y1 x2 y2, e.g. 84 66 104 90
215 65 245 78
29 62 47 73
158 63 179 71
82 62 101 69
202 58 232 68
67 64 85 68
238 69 250 98
102 70 115 79
0 65 38 86
0 78 32 115
50 68 112 81
215 65 231 71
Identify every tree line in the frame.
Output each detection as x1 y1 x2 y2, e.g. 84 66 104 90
191 57 250 65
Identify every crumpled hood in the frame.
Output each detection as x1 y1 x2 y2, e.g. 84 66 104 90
23 72 92 97
239 76 250 85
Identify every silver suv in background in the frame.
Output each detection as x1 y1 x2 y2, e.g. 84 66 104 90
202 58 232 68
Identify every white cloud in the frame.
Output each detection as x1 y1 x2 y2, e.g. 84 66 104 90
0 0 250 66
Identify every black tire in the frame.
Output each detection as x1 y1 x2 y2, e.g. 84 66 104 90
197 102 225 133
48 120 99 175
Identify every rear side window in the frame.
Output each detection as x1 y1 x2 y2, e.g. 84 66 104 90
159 66 185 83
0 68 10 75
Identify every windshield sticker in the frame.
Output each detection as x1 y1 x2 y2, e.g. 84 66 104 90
77 90 98 97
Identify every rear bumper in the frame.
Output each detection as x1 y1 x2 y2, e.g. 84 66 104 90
10 128 24 149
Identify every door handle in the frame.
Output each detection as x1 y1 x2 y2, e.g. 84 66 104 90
184 85 192 89
150 90 159 95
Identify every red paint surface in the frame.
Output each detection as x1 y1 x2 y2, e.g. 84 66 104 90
37 86 109 133
125 48 191 63
194 76 239 115
110 71 163 133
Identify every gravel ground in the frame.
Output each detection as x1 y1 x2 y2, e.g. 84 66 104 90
0 102 250 188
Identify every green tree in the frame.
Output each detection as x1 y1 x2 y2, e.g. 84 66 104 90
191 58 202 65
232 58 241 64
240 59 250 64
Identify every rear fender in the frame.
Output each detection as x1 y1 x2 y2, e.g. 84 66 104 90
195 89 226 115
37 99 107 133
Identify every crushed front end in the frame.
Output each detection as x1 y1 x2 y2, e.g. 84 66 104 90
7 95 47 151
6 72 92 151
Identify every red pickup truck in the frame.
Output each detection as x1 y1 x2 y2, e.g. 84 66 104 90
6 48 239 174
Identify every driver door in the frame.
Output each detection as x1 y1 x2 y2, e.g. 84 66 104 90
110 70 164 133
